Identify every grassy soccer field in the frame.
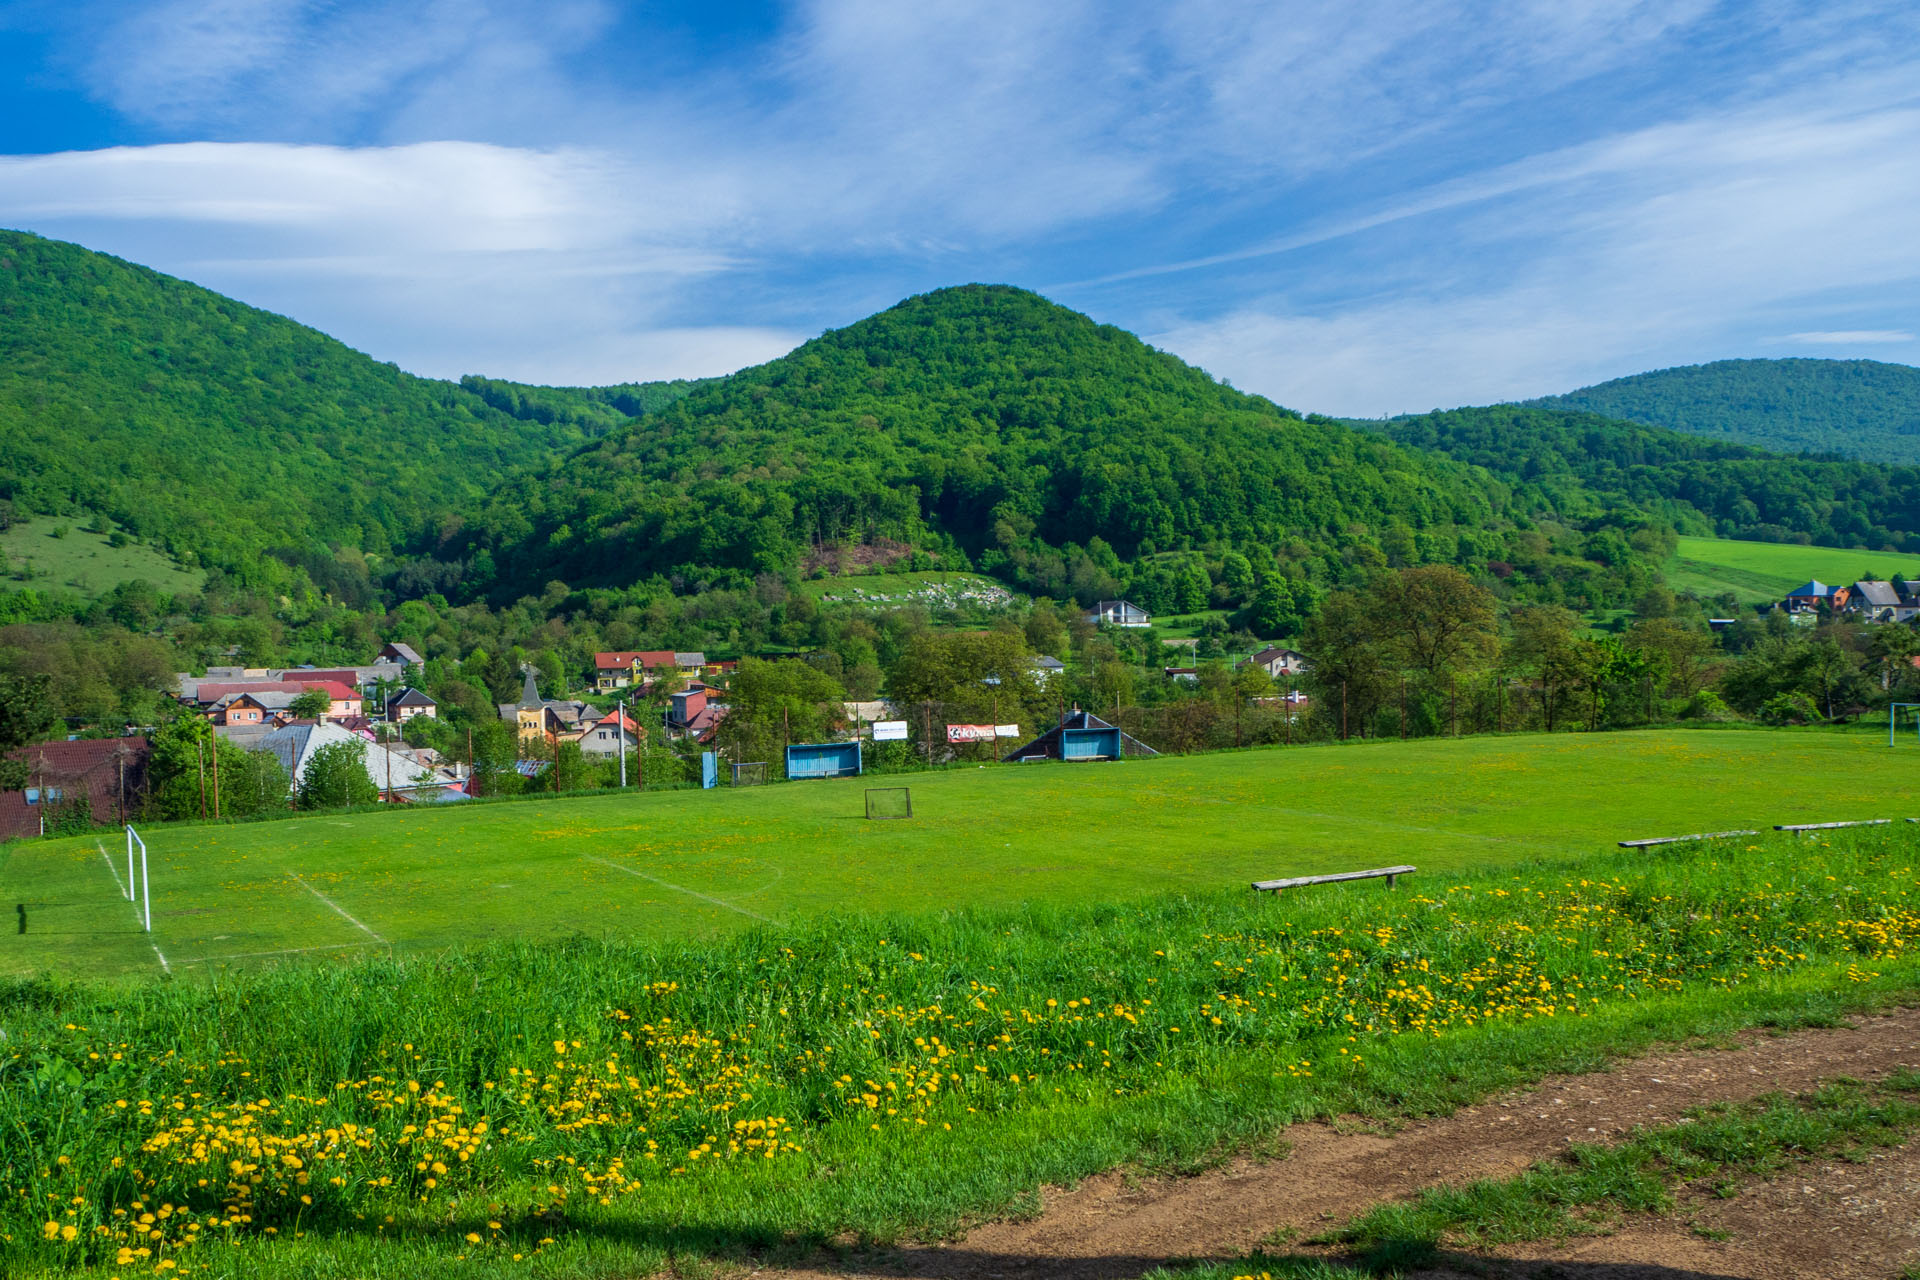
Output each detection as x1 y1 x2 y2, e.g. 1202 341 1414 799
1665 535 1920 606
3 728 1915 983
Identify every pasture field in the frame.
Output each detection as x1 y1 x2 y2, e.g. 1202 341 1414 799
1665 534 1920 606
0 518 204 597
3 820 1917 1280
2 728 1917 983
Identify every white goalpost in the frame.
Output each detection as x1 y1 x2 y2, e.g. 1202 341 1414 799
125 824 151 932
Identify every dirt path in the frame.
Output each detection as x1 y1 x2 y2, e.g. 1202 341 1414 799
760 1006 1920 1280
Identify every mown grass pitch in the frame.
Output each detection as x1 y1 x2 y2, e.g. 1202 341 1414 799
3 727 1915 982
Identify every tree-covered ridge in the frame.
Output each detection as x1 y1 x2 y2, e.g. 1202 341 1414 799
456 374 717 433
1369 404 1920 551
0 229 601 576
461 285 1515 596
1531 358 1920 463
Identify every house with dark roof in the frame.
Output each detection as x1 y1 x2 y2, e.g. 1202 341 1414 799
379 642 424 668
386 687 438 722
1782 580 1833 613
498 671 602 747
1 737 151 839
1845 580 1919 623
246 723 453 799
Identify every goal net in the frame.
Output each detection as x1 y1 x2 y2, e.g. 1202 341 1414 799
864 787 912 820
731 762 768 787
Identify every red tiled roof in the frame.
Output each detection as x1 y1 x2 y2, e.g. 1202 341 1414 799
304 681 362 701
593 651 645 668
192 680 312 703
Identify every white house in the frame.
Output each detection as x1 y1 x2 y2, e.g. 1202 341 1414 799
1087 600 1150 628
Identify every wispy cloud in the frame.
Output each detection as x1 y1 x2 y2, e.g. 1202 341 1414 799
1 0 1915 398
1784 330 1915 345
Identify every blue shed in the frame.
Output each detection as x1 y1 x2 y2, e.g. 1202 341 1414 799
785 741 863 779
1060 726 1123 760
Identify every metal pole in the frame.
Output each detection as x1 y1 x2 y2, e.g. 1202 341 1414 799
618 698 627 788
196 740 207 820
211 734 220 819
139 833 150 932
125 826 135 901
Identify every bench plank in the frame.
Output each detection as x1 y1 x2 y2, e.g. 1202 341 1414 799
1774 820 1890 833
1253 865 1415 892
1618 830 1758 848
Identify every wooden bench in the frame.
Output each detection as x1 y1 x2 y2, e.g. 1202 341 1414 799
1618 830 1758 848
1253 865 1415 893
1774 820 1890 834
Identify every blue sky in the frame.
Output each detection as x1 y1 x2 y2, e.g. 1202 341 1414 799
1 0 1917 415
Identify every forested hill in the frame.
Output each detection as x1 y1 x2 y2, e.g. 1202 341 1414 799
1367 404 1920 551
455 285 1516 597
1531 358 1920 463
0 229 619 578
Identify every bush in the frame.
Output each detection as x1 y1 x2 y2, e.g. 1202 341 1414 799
1758 691 1821 726
1678 690 1735 722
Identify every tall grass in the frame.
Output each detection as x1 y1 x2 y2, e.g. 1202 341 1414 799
3 830 1917 1277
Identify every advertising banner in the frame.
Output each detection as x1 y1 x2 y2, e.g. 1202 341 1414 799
871 720 910 741
945 724 997 743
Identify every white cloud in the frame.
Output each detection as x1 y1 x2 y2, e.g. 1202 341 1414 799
1784 330 1915 345
1150 80 1920 414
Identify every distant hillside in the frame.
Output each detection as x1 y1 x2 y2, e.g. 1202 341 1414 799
456 374 717 434
1366 404 1920 551
456 285 1516 598
0 230 615 576
1531 358 1920 462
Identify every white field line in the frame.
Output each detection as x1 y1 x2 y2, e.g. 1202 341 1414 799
285 872 388 944
582 855 773 923
97 840 170 975
176 941 385 965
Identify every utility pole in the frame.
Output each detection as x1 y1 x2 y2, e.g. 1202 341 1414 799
618 697 627 788
466 726 474 796
196 739 207 820
211 735 221 819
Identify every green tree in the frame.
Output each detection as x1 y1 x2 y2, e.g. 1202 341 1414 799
714 658 846 767
297 739 378 810
0 673 55 790
1507 605 1584 732
289 688 333 720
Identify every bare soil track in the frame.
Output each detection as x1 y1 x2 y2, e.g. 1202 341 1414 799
757 1006 1920 1280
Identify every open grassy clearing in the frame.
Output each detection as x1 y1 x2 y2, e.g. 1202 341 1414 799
0 518 204 597
4 729 1918 981
3 823 1917 1279
1665 535 1920 606
795 570 1018 609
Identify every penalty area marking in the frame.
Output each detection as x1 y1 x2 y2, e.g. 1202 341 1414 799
581 855 772 923
175 941 386 966
97 839 170 975
285 871 389 945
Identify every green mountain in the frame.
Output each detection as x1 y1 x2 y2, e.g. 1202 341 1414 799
1531 358 1920 462
455 285 1520 599
1367 404 1920 551
0 229 630 578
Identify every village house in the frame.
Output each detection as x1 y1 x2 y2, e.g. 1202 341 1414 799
1844 580 1920 623
0 737 152 839
1782 580 1834 614
378 642 424 669
246 723 457 801
386 687 438 722
665 684 727 743
579 708 646 757
591 650 709 693
1240 646 1310 678
1086 600 1150 628
1027 654 1065 684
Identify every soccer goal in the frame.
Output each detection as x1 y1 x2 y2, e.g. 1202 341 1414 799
864 787 912 820
731 762 768 787
1893 703 1920 746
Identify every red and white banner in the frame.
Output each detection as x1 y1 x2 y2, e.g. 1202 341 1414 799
947 724 1022 742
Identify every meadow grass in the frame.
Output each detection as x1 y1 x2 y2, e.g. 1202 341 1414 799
1665 535 1920 606
5 729 1917 982
0 519 203 598
3 824 1917 1279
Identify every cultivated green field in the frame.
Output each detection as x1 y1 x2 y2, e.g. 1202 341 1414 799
1665 535 1920 606
0 518 204 597
5 728 1915 983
